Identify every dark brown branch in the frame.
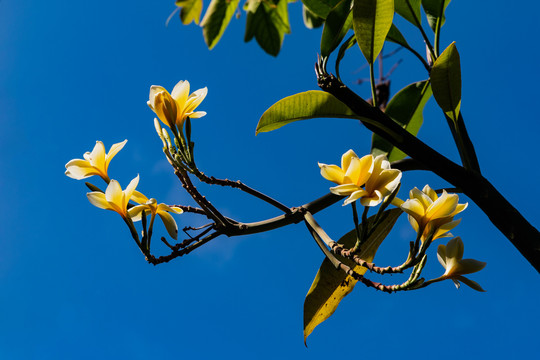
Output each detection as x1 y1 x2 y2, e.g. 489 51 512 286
316 70 540 273
148 230 222 264
192 170 291 214
174 168 231 228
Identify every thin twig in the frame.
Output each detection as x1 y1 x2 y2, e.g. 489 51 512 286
174 168 230 228
192 169 291 213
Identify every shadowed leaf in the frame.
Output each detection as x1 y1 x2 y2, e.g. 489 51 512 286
201 0 240 49
244 0 290 56
303 208 402 344
422 0 451 32
372 80 432 161
386 23 409 48
395 0 422 26
303 4 325 29
302 0 342 19
320 0 353 58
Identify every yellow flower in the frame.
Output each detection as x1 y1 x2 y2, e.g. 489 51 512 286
319 150 401 206
86 175 139 219
148 80 207 128
65 140 127 182
127 192 184 239
437 237 486 291
361 155 402 207
401 185 467 241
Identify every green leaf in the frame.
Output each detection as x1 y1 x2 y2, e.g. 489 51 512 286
335 34 356 80
371 80 432 161
352 0 394 64
256 90 358 134
200 0 240 49
176 0 204 25
244 0 290 56
303 208 402 344
421 0 451 32
301 0 342 19
320 0 353 58
394 0 422 26
303 4 325 29
386 23 410 48
430 42 461 121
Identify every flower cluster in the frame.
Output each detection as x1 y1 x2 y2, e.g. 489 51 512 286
319 150 402 207
65 141 183 239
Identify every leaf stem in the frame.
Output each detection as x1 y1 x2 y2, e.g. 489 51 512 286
369 63 378 108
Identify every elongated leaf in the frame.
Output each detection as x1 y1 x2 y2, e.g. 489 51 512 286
372 80 432 161
303 209 402 344
303 4 325 29
200 0 240 49
255 90 358 134
352 0 394 64
176 0 204 25
321 0 353 58
430 42 461 121
386 23 409 48
244 0 290 56
394 0 422 26
301 0 342 19
421 0 451 32
335 34 356 80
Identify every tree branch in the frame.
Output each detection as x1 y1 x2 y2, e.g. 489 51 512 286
316 70 540 273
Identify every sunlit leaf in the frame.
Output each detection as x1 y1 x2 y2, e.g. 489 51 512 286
301 0 342 19
394 0 422 26
201 0 240 49
372 80 432 161
421 0 451 32
255 90 358 134
320 0 353 58
244 0 290 56
352 0 394 64
430 42 461 121
176 0 204 25
303 208 402 344
303 4 325 29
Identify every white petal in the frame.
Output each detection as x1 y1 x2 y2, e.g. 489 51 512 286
123 175 140 207
87 192 111 210
105 180 123 204
171 80 190 107
158 212 179 239
88 141 106 168
105 139 127 169
127 205 146 221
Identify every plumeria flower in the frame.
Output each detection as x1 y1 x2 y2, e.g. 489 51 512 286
148 80 207 129
319 150 401 206
65 140 127 182
401 185 467 242
436 237 486 291
127 192 183 239
359 155 401 207
86 175 139 219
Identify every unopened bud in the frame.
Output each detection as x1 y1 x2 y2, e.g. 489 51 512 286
154 118 167 146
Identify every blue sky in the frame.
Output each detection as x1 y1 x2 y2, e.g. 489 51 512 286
1 1 539 359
